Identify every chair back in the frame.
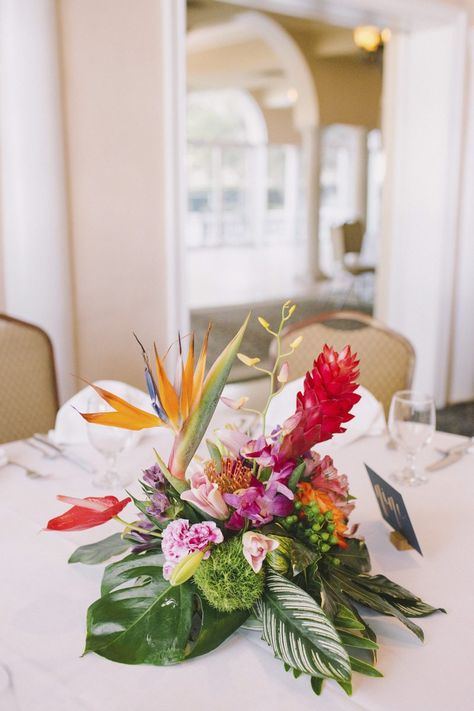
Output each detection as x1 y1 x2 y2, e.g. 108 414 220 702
341 220 365 255
0 314 59 443
278 311 415 417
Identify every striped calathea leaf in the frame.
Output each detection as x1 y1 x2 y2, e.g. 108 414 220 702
256 571 351 682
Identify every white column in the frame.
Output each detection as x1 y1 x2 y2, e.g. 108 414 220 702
352 127 368 224
302 126 324 280
449 27 474 403
0 0 75 401
376 21 467 405
58 0 187 388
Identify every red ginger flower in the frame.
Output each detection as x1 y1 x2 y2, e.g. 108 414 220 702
280 345 360 461
46 495 130 531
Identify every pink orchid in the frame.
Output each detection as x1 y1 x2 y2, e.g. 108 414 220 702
215 428 251 457
242 531 279 573
181 470 229 520
224 477 293 530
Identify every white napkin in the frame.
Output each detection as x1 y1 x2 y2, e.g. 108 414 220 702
50 380 153 445
0 447 8 467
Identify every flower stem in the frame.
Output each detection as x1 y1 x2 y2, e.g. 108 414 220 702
113 515 163 538
261 303 291 436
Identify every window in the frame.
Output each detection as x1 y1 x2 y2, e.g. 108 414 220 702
187 89 304 249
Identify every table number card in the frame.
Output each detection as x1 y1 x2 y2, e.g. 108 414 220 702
365 464 423 555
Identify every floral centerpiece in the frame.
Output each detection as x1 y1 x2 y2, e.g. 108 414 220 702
46 303 444 698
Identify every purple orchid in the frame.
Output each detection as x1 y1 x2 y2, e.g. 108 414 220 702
224 476 293 530
143 463 165 488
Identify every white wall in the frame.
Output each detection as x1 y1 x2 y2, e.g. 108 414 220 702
377 21 466 405
0 0 75 400
58 0 187 389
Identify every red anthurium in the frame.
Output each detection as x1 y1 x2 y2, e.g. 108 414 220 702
280 345 360 461
46 495 131 532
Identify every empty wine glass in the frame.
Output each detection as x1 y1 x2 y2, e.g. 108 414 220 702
86 391 133 489
388 390 436 487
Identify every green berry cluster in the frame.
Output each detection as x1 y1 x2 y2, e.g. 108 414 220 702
280 500 341 563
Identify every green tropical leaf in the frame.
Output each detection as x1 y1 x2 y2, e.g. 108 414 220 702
349 655 383 678
320 574 377 662
267 536 319 576
288 461 306 492
88 558 248 666
266 537 291 574
356 574 445 616
258 571 351 681
356 573 421 600
187 590 248 658
86 573 194 665
206 439 222 472
329 570 425 642
334 606 365 631
338 631 378 650
336 538 371 573
170 314 249 478
389 599 446 617
68 533 131 565
337 678 353 695
126 491 169 530
154 448 188 494
101 551 164 596
311 676 324 695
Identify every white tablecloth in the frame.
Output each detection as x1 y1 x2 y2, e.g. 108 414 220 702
1 428 473 711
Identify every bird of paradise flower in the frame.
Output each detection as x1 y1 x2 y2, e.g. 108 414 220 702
80 316 249 485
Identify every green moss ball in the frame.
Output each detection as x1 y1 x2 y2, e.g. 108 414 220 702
194 536 264 612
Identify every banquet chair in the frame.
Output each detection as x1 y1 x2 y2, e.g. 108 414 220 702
331 221 375 275
0 314 59 443
275 311 415 418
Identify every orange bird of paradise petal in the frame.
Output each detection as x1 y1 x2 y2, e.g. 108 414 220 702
79 383 164 430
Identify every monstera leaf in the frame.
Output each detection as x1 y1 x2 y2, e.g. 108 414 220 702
68 533 131 565
257 571 351 682
85 552 246 665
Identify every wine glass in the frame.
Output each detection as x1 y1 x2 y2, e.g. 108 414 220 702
388 390 436 487
86 391 133 489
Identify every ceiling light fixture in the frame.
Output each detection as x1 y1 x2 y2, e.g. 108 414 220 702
353 25 390 53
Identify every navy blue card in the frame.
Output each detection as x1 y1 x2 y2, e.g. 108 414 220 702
365 464 422 555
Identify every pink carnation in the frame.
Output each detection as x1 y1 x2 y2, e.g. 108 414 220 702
187 521 223 559
161 519 191 563
161 518 224 579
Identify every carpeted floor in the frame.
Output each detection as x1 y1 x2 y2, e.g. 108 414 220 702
436 401 474 437
191 278 373 382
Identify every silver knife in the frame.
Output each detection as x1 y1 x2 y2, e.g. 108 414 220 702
33 434 97 474
425 450 465 471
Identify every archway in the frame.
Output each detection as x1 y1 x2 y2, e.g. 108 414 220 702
186 9 322 309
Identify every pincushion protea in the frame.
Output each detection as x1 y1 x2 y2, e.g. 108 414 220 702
280 345 360 461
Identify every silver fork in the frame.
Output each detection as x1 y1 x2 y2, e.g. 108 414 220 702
24 439 57 459
7 460 50 479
